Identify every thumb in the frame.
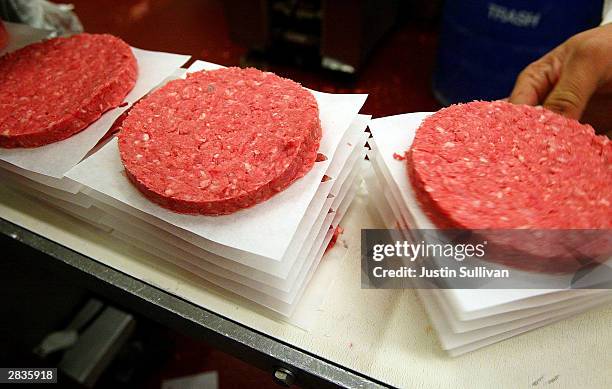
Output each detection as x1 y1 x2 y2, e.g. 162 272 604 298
543 55 598 119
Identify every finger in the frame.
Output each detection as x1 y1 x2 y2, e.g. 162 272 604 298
580 93 612 134
543 53 599 119
509 53 562 106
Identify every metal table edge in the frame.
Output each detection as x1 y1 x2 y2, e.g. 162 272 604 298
0 217 393 389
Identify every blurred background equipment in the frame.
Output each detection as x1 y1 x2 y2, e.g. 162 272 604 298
8 0 443 117
223 0 400 74
0 0 82 35
433 0 604 104
0 19 7 48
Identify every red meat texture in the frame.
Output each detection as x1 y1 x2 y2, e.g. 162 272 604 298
408 101 611 273
0 33 137 148
118 67 323 216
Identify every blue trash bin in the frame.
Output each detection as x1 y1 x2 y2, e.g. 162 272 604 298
433 0 603 105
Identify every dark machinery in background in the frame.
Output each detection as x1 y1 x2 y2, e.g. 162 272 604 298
223 0 401 74
0 233 173 388
223 0 605 105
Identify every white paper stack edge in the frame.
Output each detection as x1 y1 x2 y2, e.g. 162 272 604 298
0 22 370 322
364 112 612 356
59 61 368 318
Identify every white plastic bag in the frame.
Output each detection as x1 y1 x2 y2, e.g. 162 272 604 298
3 0 83 35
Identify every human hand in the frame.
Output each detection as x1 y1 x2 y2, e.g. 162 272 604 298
509 24 612 134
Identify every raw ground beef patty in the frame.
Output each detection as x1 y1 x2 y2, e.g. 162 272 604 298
0 33 137 148
408 101 611 272
118 67 322 215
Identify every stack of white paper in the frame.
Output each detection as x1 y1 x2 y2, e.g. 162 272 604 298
365 113 612 356
62 60 369 317
1 24 369 323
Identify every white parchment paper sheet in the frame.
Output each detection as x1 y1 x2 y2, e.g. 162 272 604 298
68 115 367 281
417 288 612 355
86 135 365 294
365 162 612 354
94 149 362 303
67 76 366 262
111 179 357 317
